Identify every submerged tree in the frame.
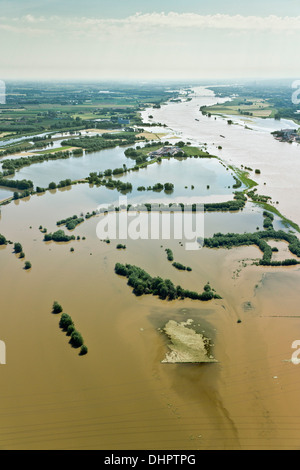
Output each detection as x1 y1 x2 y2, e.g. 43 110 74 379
52 301 63 314
14 242 23 254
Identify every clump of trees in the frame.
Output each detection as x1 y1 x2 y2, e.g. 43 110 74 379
44 229 75 242
116 244 126 249
164 182 174 192
52 301 63 314
1 149 72 174
165 248 174 261
172 262 192 271
48 179 72 190
247 189 271 204
62 132 142 153
138 182 175 193
24 261 32 270
14 242 23 254
85 211 97 220
114 263 221 301
0 234 7 245
57 215 84 230
204 192 247 212
263 211 274 230
87 172 133 193
56 211 98 231
204 228 300 266
0 176 33 191
232 176 242 189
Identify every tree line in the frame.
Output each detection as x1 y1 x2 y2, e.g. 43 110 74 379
52 302 88 355
204 228 300 266
114 262 221 301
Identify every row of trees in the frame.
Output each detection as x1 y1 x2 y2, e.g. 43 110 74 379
56 211 97 231
172 262 192 272
57 215 84 231
204 228 300 266
87 172 133 193
114 263 221 301
165 248 191 271
204 192 247 212
97 193 247 216
0 236 31 268
137 183 175 192
14 242 31 269
61 132 143 153
1 149 72 173
0 177 33 191
52 303 88 355
44 230 75 243
165 248 174 261
263 211 274 230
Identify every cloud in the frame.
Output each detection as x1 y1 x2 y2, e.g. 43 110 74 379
0 23 48 34
1 11 299 80
113 12 300 31
1 12 300 36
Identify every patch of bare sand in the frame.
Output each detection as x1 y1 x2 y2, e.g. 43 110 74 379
161 319 217 363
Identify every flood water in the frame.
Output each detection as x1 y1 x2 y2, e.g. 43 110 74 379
1 86 300 450
141 86 300 227
0 187 14 200
3 145 138 188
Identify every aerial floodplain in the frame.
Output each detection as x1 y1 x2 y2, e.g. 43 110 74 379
1 0 300 457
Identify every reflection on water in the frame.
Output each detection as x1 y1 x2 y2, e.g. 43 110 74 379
223 115 299 133
0 187 14 201
115 157 238 199
141 86 300 227
7 145 137 187
6 146 240 202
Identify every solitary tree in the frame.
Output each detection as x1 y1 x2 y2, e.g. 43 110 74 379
14 242 23 254
52 301 63 314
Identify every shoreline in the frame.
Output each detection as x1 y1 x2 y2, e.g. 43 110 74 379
140 86 300 230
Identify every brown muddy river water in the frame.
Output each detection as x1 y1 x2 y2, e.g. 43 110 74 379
0 87 300 450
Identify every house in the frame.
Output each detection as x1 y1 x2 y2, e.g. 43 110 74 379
149 146 182 158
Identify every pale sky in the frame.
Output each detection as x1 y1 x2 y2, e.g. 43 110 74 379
1 0 300 80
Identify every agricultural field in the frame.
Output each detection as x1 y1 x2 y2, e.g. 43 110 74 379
202 96 276 118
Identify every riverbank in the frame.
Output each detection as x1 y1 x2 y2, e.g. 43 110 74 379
141 86 300 229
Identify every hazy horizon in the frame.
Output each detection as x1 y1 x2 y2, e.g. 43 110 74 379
1 0 300 81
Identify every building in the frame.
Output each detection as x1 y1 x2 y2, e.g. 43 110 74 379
273 129 300 143
149 146 182 158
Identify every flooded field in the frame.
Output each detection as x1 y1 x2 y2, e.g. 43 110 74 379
1 86 300 450
141 87 300 227
4 145 136 188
